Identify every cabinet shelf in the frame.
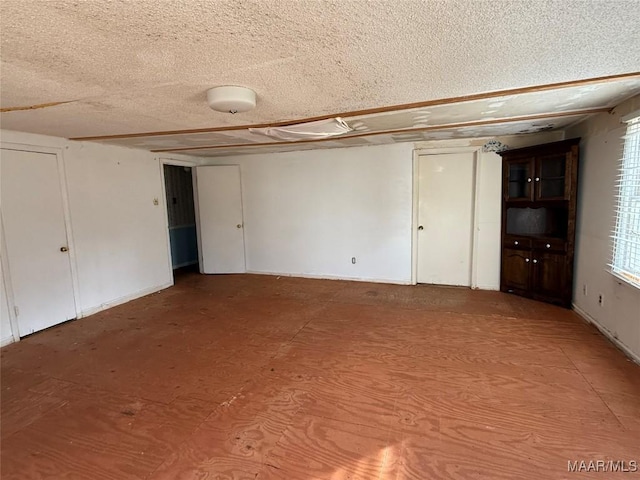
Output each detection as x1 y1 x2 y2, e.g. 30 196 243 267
506 205 568 238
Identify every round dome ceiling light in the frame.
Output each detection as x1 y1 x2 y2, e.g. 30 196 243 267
206 86 256 114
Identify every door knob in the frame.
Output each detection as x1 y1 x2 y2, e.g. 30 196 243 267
236 224 242 229
60 246 68 252
418 226 424 231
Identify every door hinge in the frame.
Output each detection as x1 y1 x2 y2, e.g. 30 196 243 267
14 306 19 317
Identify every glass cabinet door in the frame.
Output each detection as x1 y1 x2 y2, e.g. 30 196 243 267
536 153 568 200
505 159 534 201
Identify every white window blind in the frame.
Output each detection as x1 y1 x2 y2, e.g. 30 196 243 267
611 114 640 288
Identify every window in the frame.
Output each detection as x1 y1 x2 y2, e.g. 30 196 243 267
611 113 640 288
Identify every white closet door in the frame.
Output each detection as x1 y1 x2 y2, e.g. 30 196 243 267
417 152 476 286
196 165 246 273
1 149 76 336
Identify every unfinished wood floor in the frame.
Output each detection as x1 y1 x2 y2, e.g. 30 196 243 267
1 273 639 479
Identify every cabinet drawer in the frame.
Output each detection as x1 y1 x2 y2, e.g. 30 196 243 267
533 238 566 252
504 236 531 249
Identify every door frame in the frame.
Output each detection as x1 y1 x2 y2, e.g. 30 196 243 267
0 216 19 345
411 147 482 287
158 157 200 284
0 142 81 342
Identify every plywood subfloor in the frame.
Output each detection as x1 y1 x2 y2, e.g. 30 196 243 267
1 273 639 479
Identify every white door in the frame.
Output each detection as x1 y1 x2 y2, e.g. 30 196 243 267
196 165 246 273
417 152 475 286
1 149 76 336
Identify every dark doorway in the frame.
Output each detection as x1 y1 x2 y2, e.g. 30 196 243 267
163 164 199 271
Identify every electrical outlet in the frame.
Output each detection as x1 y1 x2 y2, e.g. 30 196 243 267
598 294 604 306
351 257 356 264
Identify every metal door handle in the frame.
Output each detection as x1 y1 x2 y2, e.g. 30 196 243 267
535 177 540 182
60 246 68 252
532 259 538 264
418 226 424 231
236 224 242 229
525 258 530 263
527 178 532 183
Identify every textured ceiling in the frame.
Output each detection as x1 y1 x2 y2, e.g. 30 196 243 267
1 0 640 154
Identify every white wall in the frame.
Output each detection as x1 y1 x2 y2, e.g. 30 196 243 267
201 136 560 288
0 129 195 343
473 149 503 290
202 143 415 283
0 127 571 345
565 95 640 361
63 141 174 314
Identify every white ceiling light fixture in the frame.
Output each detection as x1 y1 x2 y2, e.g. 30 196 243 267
249 117 353 141
207 86 256 114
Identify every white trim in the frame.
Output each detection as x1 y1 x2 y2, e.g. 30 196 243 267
620 109 640 123
192 167 205 274
246 270 411 286
0 141 64 156
159 157 200 282
1 336 15 347
80 282 173 317
410 150 419 285
0 216 20 344
470 150 482 289
158 157 198 167
414 146 482 156
237 166 248 274
56 147 83 321
572 303 640 366
159 159 177 284
607 268 640 291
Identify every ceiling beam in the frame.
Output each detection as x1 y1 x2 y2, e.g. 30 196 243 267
150 107 609 153
0 100 74 113
71 72 639 142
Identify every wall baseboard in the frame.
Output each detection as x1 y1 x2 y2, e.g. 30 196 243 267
472 284 500 291
245 270 412 286
79 282 174 318
1 282 174 348
572 303 640 365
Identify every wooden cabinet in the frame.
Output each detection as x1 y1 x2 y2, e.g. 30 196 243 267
504 148 574 202
502 248 531 292
499 139 580 307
